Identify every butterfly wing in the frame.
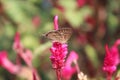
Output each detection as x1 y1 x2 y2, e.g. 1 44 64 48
57 28 72 43
45 30 62 42
44 28 72 43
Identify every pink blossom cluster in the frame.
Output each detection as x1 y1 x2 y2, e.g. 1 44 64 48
13 32 33 67
0 51 20 74
62 51 79 80
103 39 120 80
0 32 40 80
50 42 68 70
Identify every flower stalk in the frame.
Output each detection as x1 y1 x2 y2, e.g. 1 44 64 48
107 73 112 80
56 69 61 80
50 15 68 80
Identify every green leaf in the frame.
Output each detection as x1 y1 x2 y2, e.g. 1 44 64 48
33 42 51 58
2 0 35 32
59 0 77 10
84 44 99 68
64 6 93 27
4 23 15 37
21 34 39 50
108 13 119 33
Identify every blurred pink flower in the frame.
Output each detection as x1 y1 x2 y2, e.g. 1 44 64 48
85 16 95 28
56 5 64 12
50 42 68 70
32 68 41 80
32 16 41 27
114 39 120 47
103 43 119 80
0 51 20 74
54 15 59 30
13 32 33 67
13 32 23 52
77 0 86 7
62 51 79 80
33 69 37 80
77 34 87 45
20 49 33 67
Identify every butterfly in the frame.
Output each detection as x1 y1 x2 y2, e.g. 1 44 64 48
43 28 73 43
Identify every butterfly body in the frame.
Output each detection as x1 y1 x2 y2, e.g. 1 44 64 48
44 28 72 43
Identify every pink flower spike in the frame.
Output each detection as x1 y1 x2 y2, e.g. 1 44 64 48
50 16 69 80
62 51 79 80
54 15 59 30
13 32 23 52
0 51 20 74
13 32 23 65
0 51 7 66
62 66 76 80
33 69 37 80
66 51 79 66
20 49 33 67
13 32 33 67
114 39 120 47
103 44 119 80
50 42 68 70
32 69 41 80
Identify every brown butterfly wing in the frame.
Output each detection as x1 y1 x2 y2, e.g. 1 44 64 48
45 30 62 42
57 28 72 43
45 28 72 43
